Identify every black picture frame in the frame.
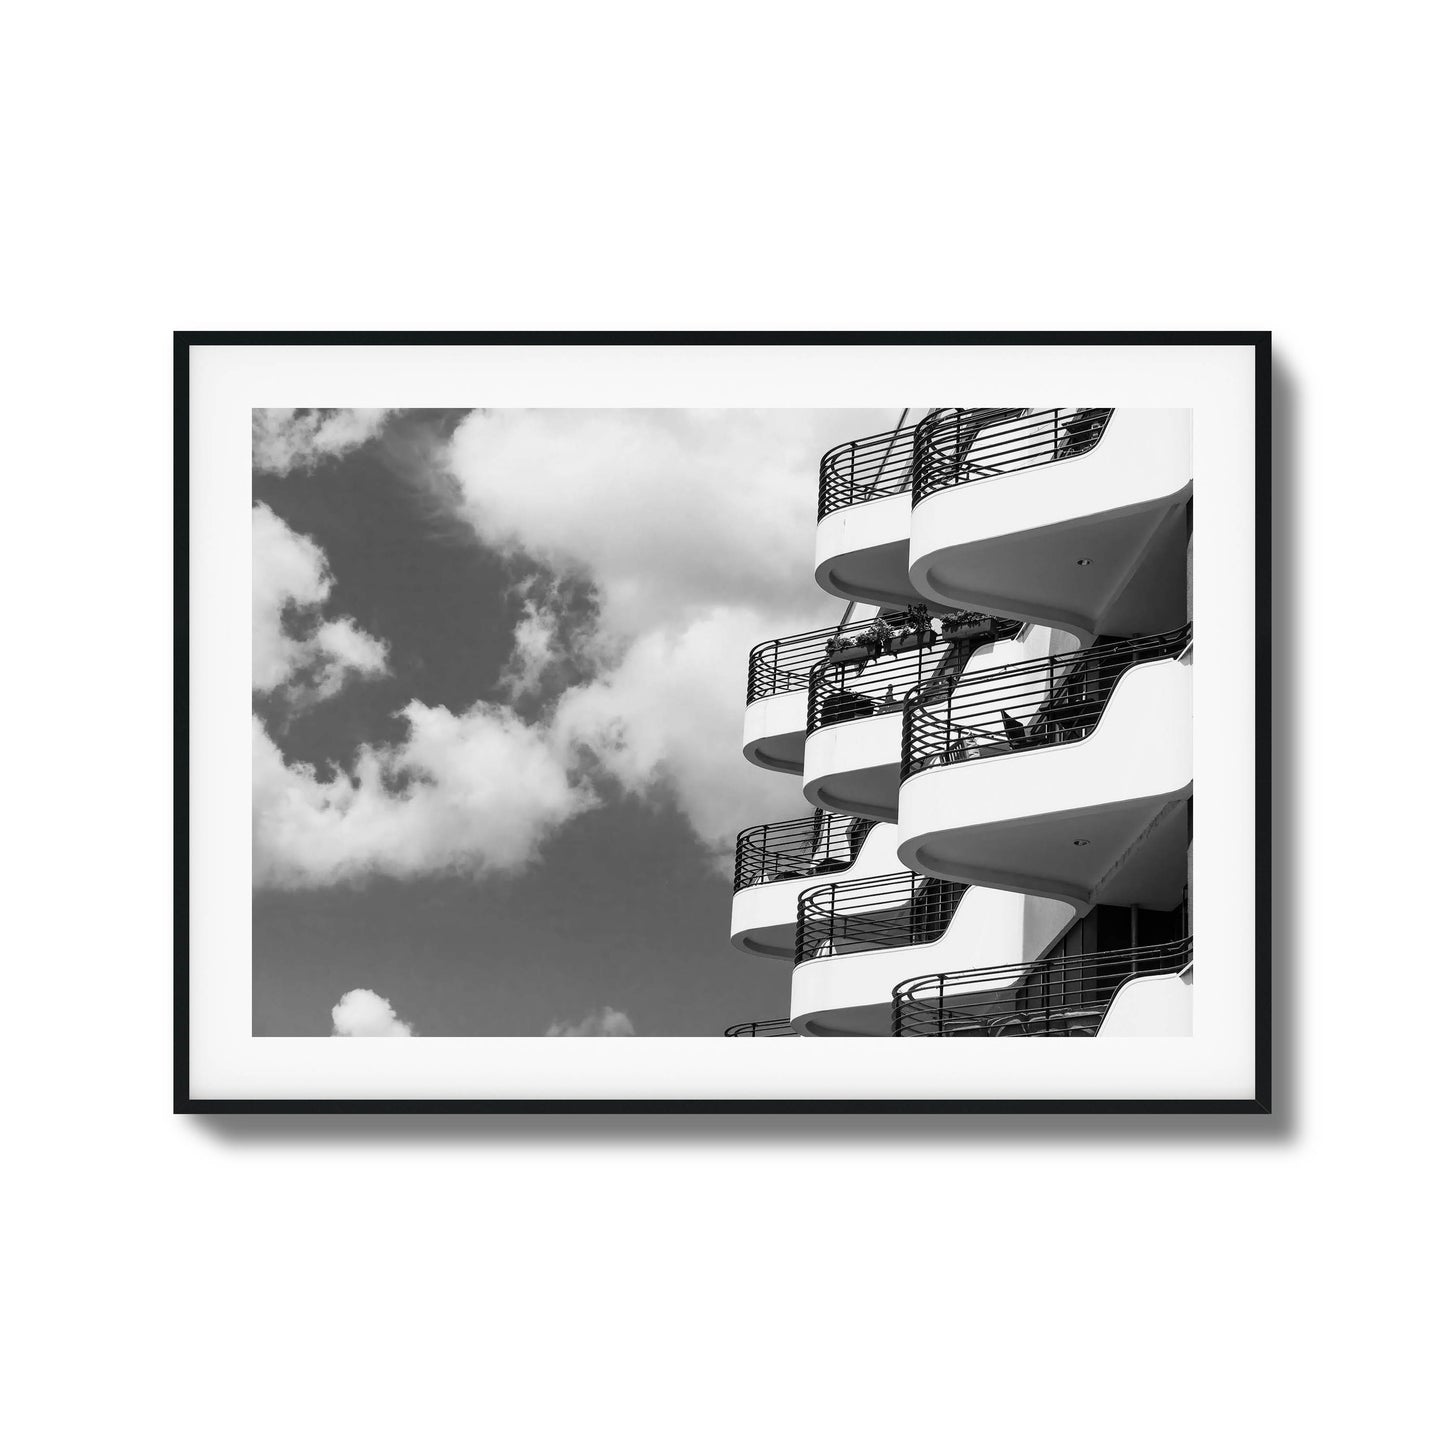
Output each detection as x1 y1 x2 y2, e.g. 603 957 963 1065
177 330 1271 1115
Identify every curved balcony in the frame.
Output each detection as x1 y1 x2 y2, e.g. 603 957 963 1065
788 869 967 1036
908 408 1193 635
790 874 1077 1037
743 607 909 774
801 615 1025 821
723 1018 797 1037
730 813 892 958
891 938 1193 1037
814 417 930 608
896 628 1193 905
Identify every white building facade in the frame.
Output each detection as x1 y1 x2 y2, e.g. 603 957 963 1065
729 408 1194 1038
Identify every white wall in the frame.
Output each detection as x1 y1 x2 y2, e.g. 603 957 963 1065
1098 971 1194 1037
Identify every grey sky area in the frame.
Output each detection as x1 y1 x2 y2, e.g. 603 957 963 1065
252 406 896 1035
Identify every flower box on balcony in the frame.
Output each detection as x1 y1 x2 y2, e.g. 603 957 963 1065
824 642 872 667
940 617 996 644
885 626 932 656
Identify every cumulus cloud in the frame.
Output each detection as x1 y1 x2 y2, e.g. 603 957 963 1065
497 579 581 702
253 408 394 475
253 700 596 888
448 409 892 636
331 988 414 1036
253 503 389 705
446 409 898 859
253 409 903 890
549 605 804 855
251 509 597 890
545 1006 636 1037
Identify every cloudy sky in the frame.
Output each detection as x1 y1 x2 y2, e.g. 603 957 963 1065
252 406 896 1036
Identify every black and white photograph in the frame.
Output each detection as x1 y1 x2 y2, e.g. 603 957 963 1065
250 404 1196 1044
183 335 1266 1108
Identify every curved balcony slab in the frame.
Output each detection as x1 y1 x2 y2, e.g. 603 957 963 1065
908 409 1193 635
730 823 900 959
1096 968 1193 1037
802 709 903 822
790 888 1076 1037
742 687 808 774
897 653 1193 906
814 490 925 610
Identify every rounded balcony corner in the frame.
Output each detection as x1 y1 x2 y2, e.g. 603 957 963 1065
895 631 1193 903
907 408 1193 633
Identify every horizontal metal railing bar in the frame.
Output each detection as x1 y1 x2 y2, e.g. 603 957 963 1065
916 408 1108 459
796 870 969 966
723 1019 798 1037
891 939 1193 1037
747 607 915 704
733 812 880 893
900 626 1191 779
817 417 927 521
807 619 1026 735
893 939 1193 998
913 407 1114 505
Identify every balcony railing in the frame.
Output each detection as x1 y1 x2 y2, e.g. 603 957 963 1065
912 407 1114 505
900 626 1192 781
891 938 1193 1036
817 416 925 521
733 811 880 893
747 609 913 705
723 1018 798 1037
806 619 1025 736
796 871 968 965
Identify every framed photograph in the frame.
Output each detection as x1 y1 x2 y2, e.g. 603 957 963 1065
180 331 1270 1113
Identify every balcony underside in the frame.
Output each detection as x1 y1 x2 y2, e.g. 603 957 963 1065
741 690 807 774
802 712 903 823
908 409 1193 634
814 492 925 609
911 491 1191 636
730 918 795 961
902 794 1190 909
